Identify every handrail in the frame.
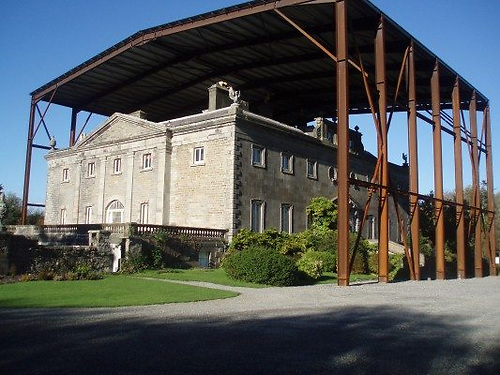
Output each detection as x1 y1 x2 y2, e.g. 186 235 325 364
39 223 227 239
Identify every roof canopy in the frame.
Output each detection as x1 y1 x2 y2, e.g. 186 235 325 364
31 0 488 125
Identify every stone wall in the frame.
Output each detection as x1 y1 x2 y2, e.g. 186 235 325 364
168 108 237 232
45 113 169 225
234 110 407 241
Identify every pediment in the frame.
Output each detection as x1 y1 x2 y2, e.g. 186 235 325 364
74 113 164 149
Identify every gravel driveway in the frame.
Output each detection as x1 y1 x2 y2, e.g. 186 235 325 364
1 277 499 374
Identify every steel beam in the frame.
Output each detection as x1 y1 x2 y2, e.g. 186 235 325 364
407 41 420 280
376 16 389 283
70 108 79 147
336 0 349 287
470 93 482 277
21 100 37 224
453 78 466 279
431 62 445 280
484 106 497 276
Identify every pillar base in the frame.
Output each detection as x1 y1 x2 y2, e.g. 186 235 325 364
337 278 349 287
436 271 445 280
378 276 389 283
475 268 483 278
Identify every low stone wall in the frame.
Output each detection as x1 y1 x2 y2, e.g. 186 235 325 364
1 224 228 275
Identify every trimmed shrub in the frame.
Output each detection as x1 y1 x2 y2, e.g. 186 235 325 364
296 250 336 279
229 228 288 253
223 246 298 286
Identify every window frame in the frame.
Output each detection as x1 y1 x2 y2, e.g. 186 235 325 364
280 203 293 234
139 202 149 224
306 159 318 179
62 168 70 182
250 199 265 233
86 162 96 178
280 152 294 174
251 144 266 168
193 146 205 166
84 206 93 224
60 208 67 225
141 153 152 170
113 158 122 174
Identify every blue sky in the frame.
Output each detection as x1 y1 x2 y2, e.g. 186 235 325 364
1 0 499 207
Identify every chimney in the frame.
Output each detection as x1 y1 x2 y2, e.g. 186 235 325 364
208 82 232 111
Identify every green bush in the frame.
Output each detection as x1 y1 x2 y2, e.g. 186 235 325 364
296 250 336 279
368 251 405 281
223 246 298 286
306 197 338 231
229 228 288 253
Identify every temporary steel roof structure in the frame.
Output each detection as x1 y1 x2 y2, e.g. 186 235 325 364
23 0 496 284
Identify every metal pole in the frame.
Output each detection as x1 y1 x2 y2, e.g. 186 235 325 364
453 78 466 279
336 0 349 286
484 106 497 276
407 41 420 280
431 61 445 280
470 93 482 277
376 15 389 283
21 99 37 224
70 108 79 147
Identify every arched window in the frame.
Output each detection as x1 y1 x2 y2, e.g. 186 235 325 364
106 200 124 223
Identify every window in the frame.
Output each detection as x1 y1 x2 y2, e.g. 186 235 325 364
280 204 293 233
60 208 67 225
106 200 124 224
140 203 149 224
85 206 93 224
86 162 96 177
281 153 293 174
250 200 264 233
251 145 265 167
62 168 70 182
193 146 205 165
306 159 317 179
328 166 338 183
113 158 122 174
142 153 152 170
367 216 376 239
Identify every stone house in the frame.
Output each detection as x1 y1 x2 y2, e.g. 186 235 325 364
45 83 409 243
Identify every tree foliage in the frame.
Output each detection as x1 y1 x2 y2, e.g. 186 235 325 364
0 184 44 225
306 196 338 231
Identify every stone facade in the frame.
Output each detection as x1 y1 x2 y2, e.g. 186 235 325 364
45 84 409 243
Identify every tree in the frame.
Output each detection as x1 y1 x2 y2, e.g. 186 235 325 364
306 196 338 231
0 184 44 225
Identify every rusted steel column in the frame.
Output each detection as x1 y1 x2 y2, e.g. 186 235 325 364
21 99 37 224
470 93 482 277
407 41 420 280
452 78 466 279
335 0 349 286
484 106 497 276
70 108 78 147
375 15 389 283
431 62 445 280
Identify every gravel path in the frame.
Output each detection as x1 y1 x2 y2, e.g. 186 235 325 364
1 277 499 374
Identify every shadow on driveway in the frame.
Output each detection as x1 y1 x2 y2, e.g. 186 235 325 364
1 305 498 374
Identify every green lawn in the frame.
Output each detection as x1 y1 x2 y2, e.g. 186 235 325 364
137 268 268 288
139 268 377 286
0 275 238 308
316 272 378 284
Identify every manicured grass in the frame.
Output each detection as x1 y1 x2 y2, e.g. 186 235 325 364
139 268 376 286
316 272 378 284
0 275 238 308
137 268 267 288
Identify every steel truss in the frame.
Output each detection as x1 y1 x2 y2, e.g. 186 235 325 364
21 0 496 285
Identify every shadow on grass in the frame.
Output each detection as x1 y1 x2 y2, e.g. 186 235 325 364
0 305 498 374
